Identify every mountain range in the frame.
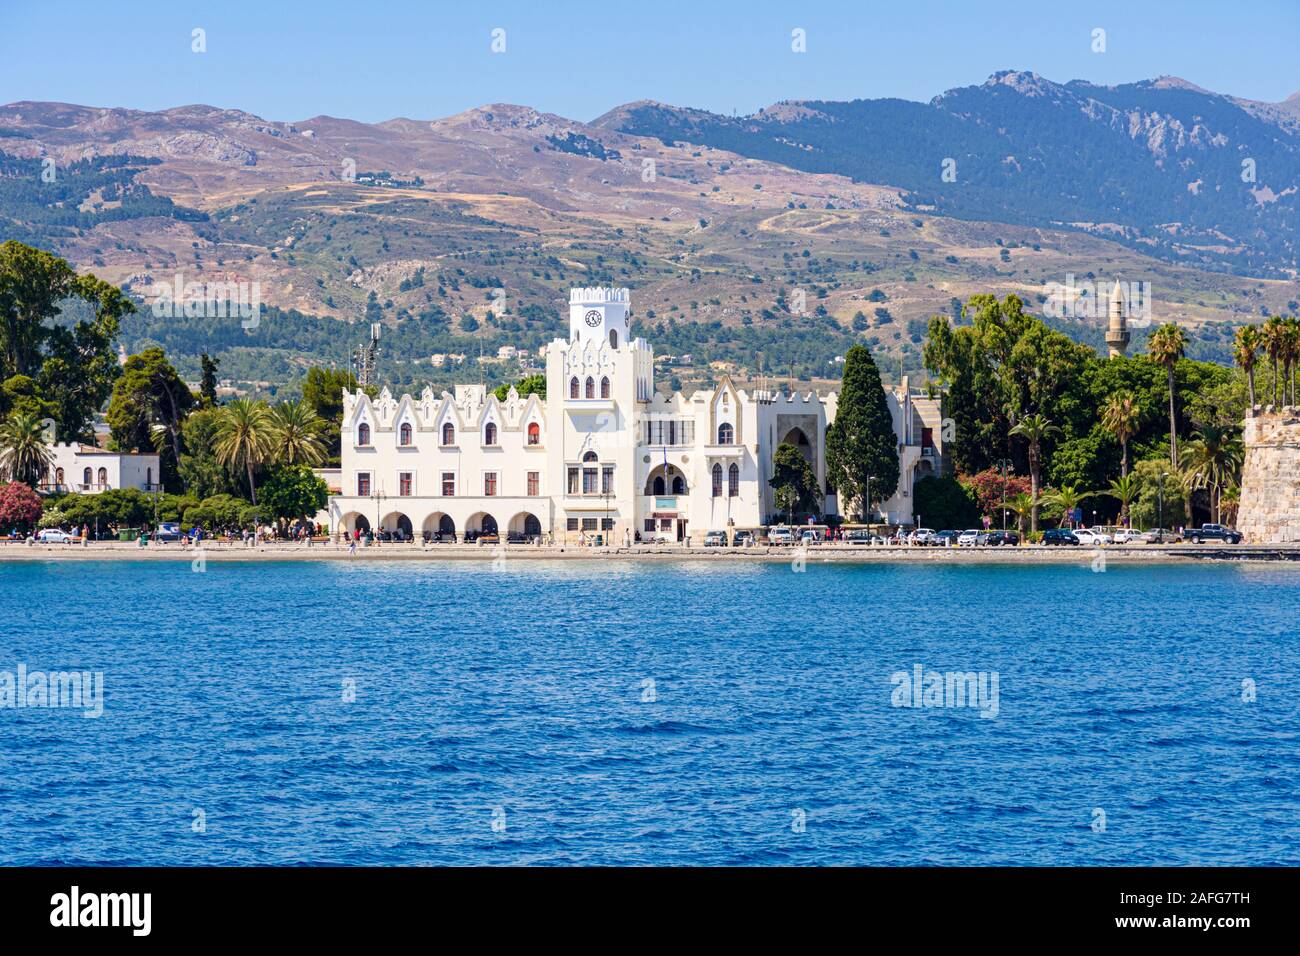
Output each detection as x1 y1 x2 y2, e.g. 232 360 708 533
1 71 1297 393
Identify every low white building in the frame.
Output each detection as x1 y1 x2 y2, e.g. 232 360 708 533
41 443 161 495
327 287 944 542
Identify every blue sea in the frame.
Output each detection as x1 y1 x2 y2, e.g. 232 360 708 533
1 558 1297 865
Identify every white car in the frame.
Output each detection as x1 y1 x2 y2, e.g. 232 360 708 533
36 529 75 544
799 529 821 546
767 527 795 546
1074 529 1113 546
1113 529 1142 544
957 529 981 547
912 528 937 545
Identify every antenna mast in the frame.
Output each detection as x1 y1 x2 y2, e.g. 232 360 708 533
353 323 381 387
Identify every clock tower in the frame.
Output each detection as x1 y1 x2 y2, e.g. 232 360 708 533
569 287 630 348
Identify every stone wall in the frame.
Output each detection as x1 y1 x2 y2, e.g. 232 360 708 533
1237 408 1300 543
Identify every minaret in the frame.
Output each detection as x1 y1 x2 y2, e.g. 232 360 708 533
1105 280 1131 358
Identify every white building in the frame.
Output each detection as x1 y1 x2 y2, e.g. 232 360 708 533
41 443 161 495
327 288 944 542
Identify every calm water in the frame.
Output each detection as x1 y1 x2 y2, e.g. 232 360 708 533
1 558 1297 866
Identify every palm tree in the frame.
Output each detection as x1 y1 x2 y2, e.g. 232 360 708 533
1006 492 1034 538
1008 413 1061 532
1233 324 1262 410
268 399 326 466
1146 322 1188 468
1262 315 1287 407
214 398 276 505
1100 392 1142 477
1103 473 1142 525
1219 483 1241 527
1284 317 1300 407
0 412 54 486
1043 482 1094 528
1184 425 1244 524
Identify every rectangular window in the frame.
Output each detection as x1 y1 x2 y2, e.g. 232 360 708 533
568 467 579 495
484 472 498 496
566 518 579 531
527 471 539 496
441 472 455 497
582 468 598 494
601 466 614 495
644 519 655 532
601 518 614 531
399 472 412 496
660 518 673 532
581 518 597 531
357 472 371 497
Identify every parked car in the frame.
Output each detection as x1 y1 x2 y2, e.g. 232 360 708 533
979 530 1019 546
934 530 960 547
1141 528 1181 544
1113 528 1142 544
957 529 981 547
703 530 727 547
731 530 755 547
1186 523 1243 544
767 527 795 546
36 528 75 544
799 529 821 546
1073 528 1112 546
912 528 937 545
1042 528 1081 546
844 529 875 546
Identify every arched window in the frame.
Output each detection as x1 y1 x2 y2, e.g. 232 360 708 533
81 467 90 487
609 329 618 349
527 422 540 446
54 467 64 486
582 451 598 462
570 377 579 399
441 422 455 446
585 376 595 399
653 476 665 496
97 467 107 487
672 475 686 495
728 463 739 498
357 422 371 445
399 422 412 446
711 463 723 497
600 376 610 399
717 422 734 445
485 422 497 445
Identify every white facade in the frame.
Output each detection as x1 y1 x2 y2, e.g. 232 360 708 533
327 288 944 542
41 443 161 495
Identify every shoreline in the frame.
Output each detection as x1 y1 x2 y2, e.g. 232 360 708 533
3 541 1299 565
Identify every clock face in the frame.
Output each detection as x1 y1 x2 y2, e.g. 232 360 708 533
584 309 602 328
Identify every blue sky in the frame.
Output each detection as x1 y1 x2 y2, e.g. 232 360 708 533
2 0 1296 122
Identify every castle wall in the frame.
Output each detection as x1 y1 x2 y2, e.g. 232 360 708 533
1237 408 1300 544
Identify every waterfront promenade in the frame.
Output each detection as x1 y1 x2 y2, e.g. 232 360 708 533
3 539 1298 564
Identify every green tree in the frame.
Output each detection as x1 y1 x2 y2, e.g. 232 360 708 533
492 374 546 402
769 442 820 522
1008 413 1061 532
1100 391 1142 478
0 411 53 485
268 399 326 466
1103 473 1143 524
199 353 220 407
1043 482 1095 528
1184 425 1243 525
825 344 898 518
0 374 57 422
178 407 234 500
1146 323 1189 469
106 347 194 472
259 464 329 525
302 366 367 464
1261 316 1287 407
912 474 979 529
1233 325 1262 410
214 398 276 505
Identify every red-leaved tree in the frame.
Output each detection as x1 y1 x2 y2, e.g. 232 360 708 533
0 481 43 532
963 467 1032 521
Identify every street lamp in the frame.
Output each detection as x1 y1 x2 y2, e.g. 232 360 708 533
1158 472 1169 540
865 475 875 530
995 458 1013 531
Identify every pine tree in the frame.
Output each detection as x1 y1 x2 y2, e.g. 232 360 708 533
826 344 899 520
